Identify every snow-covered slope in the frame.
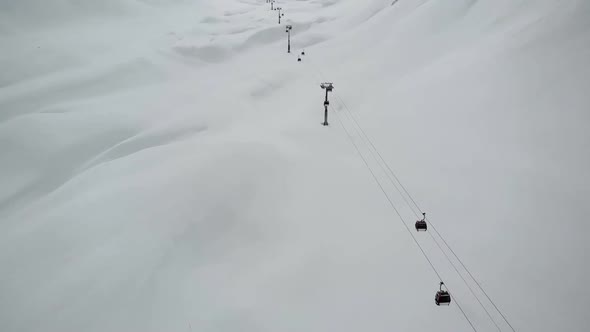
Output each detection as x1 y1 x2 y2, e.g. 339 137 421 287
1 0 589 331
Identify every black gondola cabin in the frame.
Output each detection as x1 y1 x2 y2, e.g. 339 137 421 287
435 282 451 306
415 212 427 231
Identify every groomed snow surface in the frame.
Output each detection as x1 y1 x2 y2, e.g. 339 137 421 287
1 0 589 331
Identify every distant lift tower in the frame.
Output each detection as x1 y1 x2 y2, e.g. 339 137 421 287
271 1 275 10
285 25 292 53
320 83 334 126
277 7 284 24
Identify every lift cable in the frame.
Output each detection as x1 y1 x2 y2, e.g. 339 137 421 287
329 80 516 332
292 45 480 332
333 107 443 281
267 2 506 331
429 219 517 332
453 294 479 332
332 93 502 331
428 230 502 331
330 101 477 332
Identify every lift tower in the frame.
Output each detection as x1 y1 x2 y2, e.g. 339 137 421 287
320 83 334 126
276 7 284 24
285 25 292 53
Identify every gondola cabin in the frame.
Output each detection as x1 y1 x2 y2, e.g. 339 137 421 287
415 220 427 231
435 291 451 306
435 282 451 306
415 212 427 232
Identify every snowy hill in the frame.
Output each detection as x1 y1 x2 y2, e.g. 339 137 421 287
1 0 589 331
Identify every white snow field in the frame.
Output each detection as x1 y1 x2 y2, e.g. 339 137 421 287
1 0 589 331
